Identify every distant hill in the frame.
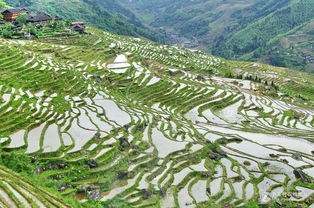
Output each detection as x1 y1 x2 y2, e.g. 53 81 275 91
118 0 314 73
4 0 164 42
213 0 314 73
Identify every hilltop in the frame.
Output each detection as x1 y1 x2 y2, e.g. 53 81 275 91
0 26 313 207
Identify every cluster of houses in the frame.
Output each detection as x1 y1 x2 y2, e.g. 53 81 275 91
0 8 86 34
301 53 314 63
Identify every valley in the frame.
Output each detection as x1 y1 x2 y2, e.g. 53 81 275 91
117 0 314 73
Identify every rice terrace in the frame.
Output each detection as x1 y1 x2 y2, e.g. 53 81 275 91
0 2 313 208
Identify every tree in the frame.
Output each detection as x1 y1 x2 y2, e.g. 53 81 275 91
2 29 12 38
0 22 13 38
0 22 12 30
25 24 40 37
0 0 6 9
55 20 66 30
65 20 71 27
14 14 28 26
0 0 7 20
49 19 58 30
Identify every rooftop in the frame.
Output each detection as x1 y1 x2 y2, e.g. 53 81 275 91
2 8 27 14
72 22 85 25
72 24 85 29
27 12 52 22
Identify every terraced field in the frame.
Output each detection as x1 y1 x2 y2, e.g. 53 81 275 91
0 166 71 208
0 29 313 207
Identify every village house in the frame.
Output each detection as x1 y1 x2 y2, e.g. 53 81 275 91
71 22 86 34
27 12 52 25
55 16 63 22
1 8 58 26
1 8 85 32
1 8 28 22
0 8 88 38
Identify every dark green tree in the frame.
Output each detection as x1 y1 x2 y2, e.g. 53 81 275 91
14 14 28 26
0 0 6 8
65 20 71 27
25 24 40 37
2 29 12 38
49 19 58 31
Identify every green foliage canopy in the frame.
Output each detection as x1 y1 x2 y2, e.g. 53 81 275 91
14 14 28 25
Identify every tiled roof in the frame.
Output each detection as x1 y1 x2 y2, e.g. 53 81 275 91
2 9 26 14
27 12 52 22
71 22 85 25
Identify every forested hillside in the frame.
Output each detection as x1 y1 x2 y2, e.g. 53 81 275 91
117 0 291 47
4 0 164 42
118 0 314 72
214 0 314 68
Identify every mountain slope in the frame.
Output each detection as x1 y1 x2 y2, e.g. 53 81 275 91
213 0 314 62
0 27 313 207
117 0 291 46
4 0 163 41
118 0 314 72
261 20 314 73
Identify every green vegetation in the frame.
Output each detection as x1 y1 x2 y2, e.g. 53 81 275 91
7 0 314 72
0 26 312 207
0 0 6 8
0 19 78 39
5 0 165 42
214 0 314 72
14 14 28 25
118 0 314 73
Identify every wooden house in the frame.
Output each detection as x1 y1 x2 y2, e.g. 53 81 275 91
71 22 86 34
27 12 52 25
55 16 63 21
71 24 85 34
2 8 27 22
71 22 85 26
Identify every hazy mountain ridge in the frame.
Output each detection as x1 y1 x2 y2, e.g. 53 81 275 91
118 0 314 72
